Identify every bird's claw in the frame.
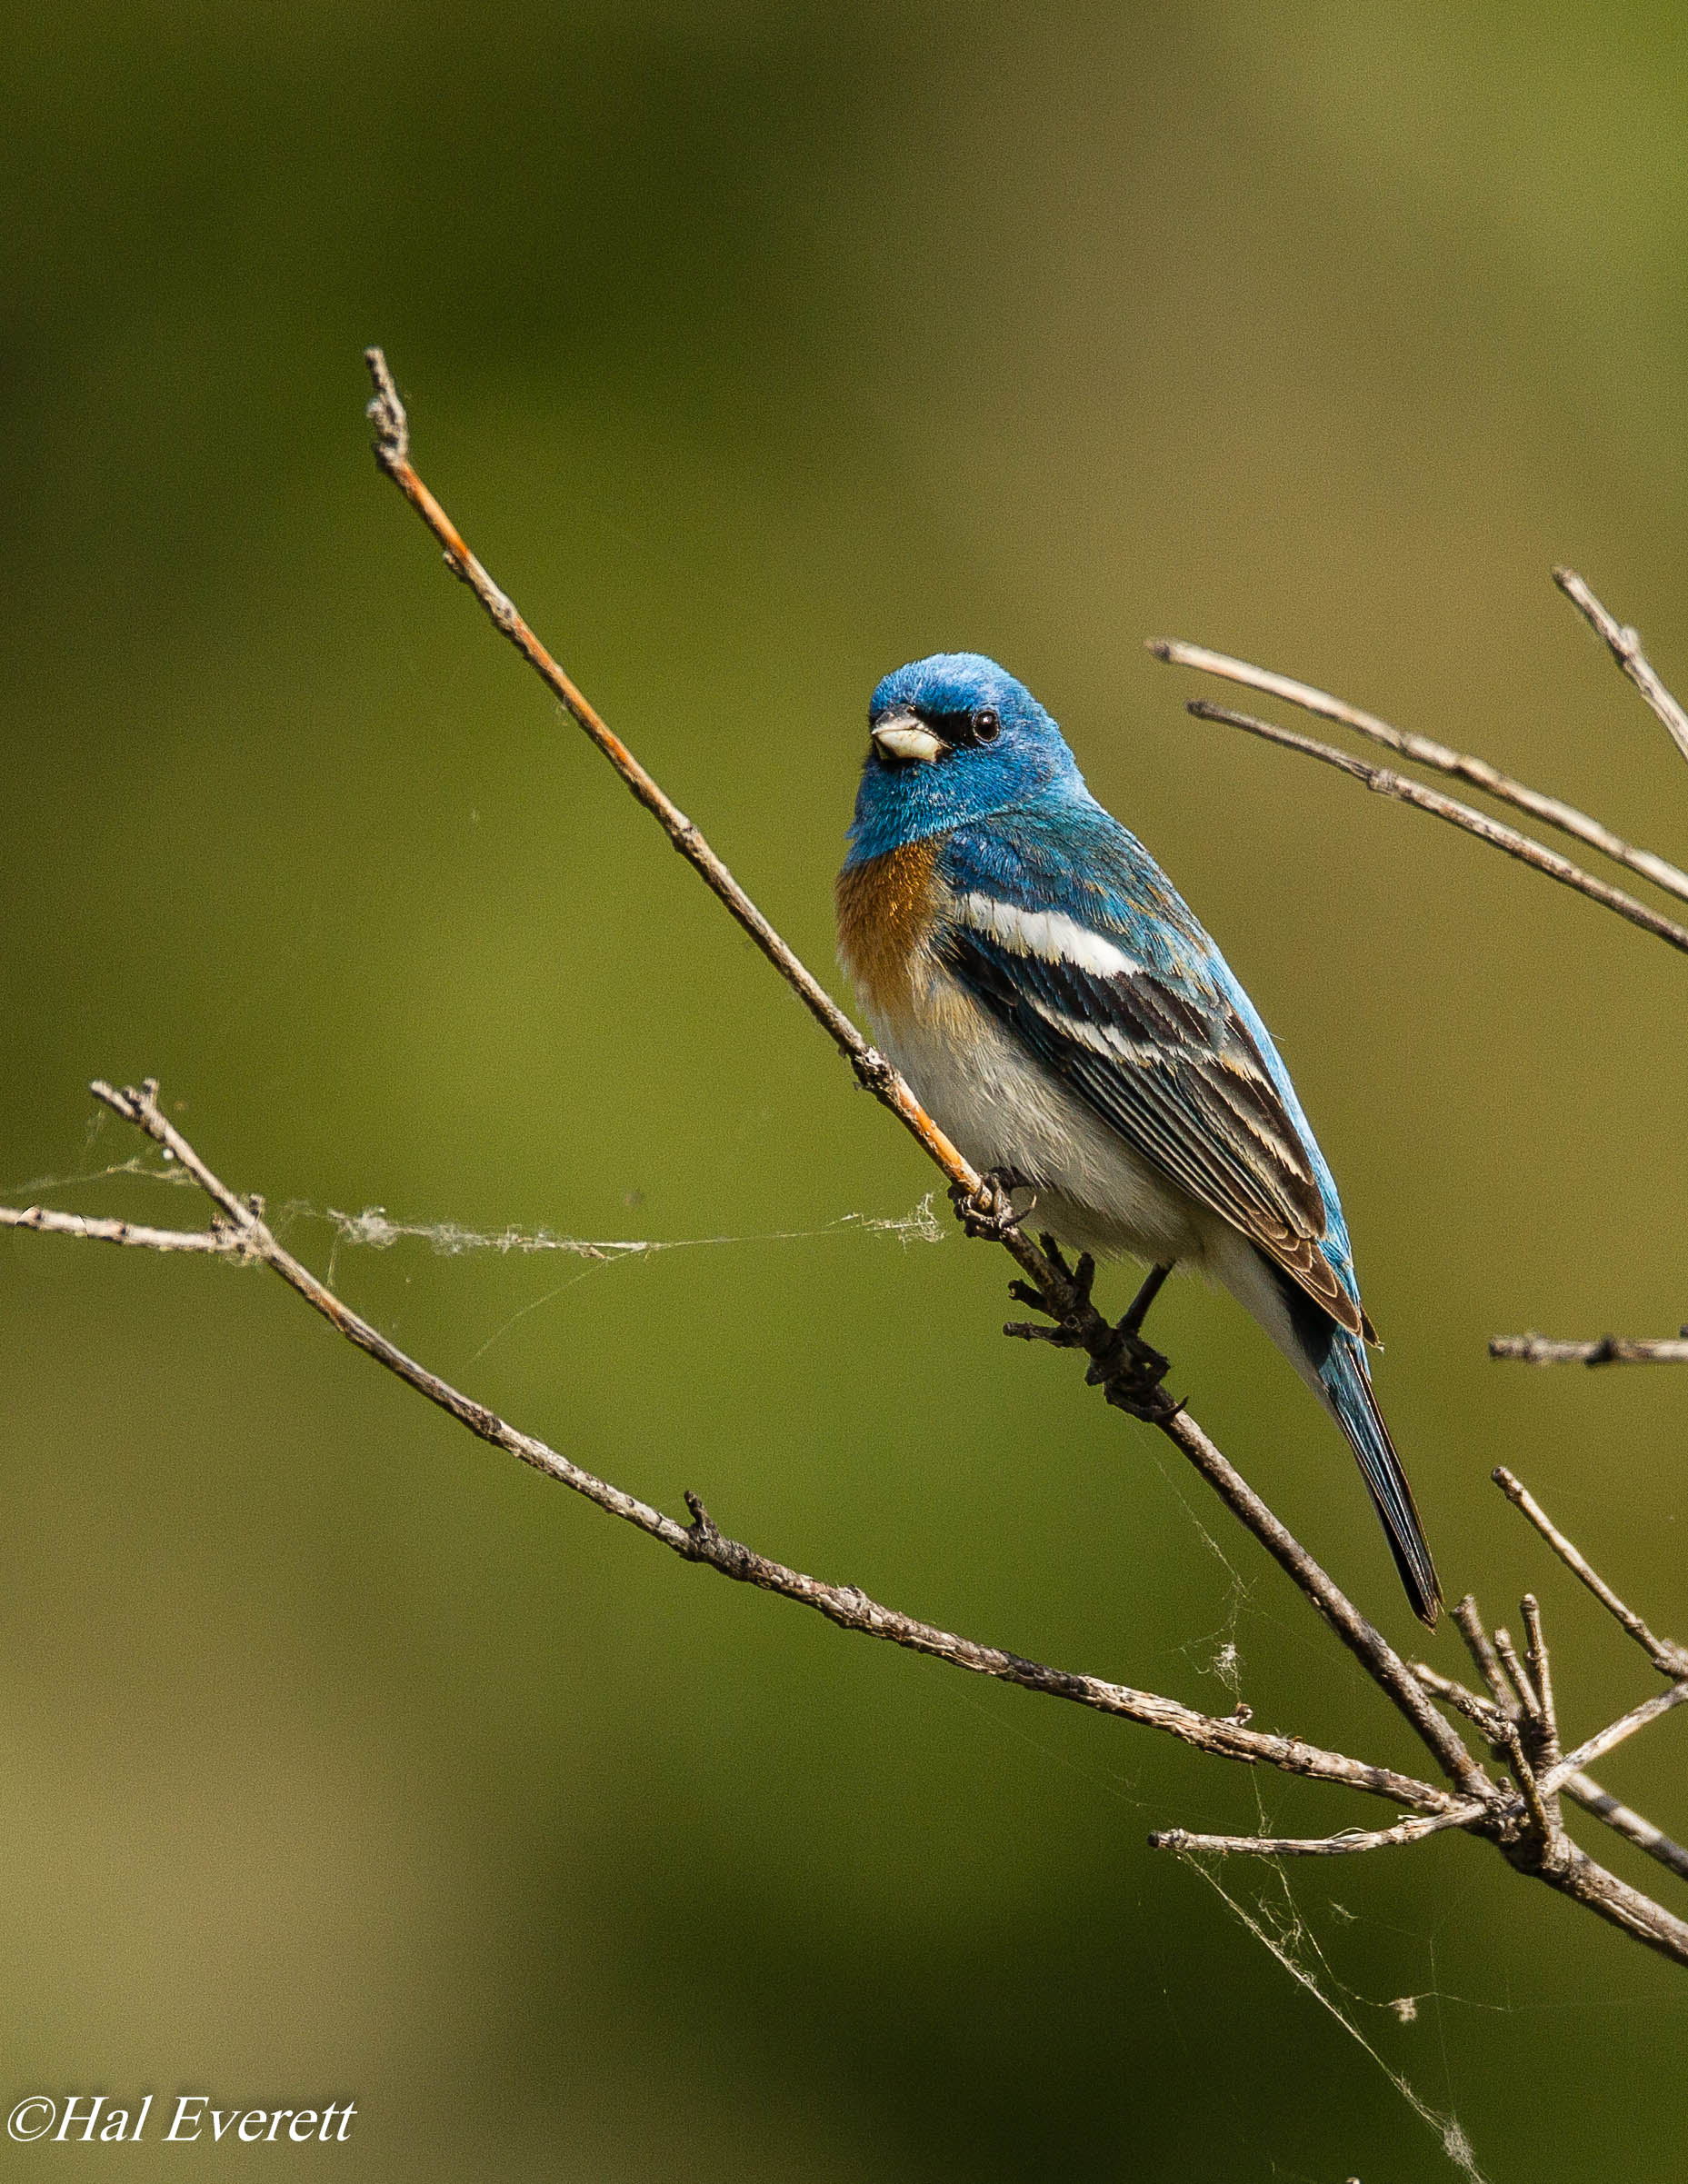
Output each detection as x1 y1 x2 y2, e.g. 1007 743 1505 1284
1036 1234 1096 1309
1089 1323 1181 1421
1002 1244 1184 1418
1088 1325 1171 1387
950 1169 1024 1243
1003 1241 1097 1349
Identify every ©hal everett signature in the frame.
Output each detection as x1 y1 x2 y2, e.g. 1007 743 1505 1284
9 2095 356 2144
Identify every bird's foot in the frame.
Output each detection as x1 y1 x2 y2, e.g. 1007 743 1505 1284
1005 1241 1182 1421
1004 1233 1098 1348
1088 1324 1182 1422
949 1168 1027 1243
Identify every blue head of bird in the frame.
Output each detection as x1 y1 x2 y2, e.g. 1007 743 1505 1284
844 653 1084 867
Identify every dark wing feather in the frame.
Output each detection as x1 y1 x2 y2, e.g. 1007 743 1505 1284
941 925 1364 1337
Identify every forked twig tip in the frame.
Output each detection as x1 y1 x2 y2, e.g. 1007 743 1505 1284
363 346 408 471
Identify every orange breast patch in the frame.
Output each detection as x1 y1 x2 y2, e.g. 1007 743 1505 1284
835 840 943 1020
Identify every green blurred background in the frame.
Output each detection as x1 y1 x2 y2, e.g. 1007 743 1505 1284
5 4 1688 2176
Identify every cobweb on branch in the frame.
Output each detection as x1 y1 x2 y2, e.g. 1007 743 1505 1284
277 1194 947 1358
1163 1607 1489 2184
14 1153 199 1194
8 1140 948 1269
301 1193 947 1262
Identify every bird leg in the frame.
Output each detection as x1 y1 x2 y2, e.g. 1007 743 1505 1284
1118 1261 1171 1338
948 1167 1028 1243
1091 1262 1176 1421
1004 1245 1179 1421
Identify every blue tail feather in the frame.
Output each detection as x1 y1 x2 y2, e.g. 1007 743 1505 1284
1276 1273 1442 1626
1320 1331 1441 1627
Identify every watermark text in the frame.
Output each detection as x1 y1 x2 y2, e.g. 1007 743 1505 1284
8 2096 356 2145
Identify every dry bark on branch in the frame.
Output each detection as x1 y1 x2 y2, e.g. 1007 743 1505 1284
1489 1331 1688 1366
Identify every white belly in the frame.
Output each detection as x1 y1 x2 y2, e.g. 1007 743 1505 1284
856 967 1335 1402
868 991 1212 1269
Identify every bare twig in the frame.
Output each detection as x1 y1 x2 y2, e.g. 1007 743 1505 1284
1544 1684 1688 1792
0 1204 257 1257
1522 1597 1558 1755
1412 1662 1507 1740
1545 1840 1688 1959
1452 1595 1517 1720
1489 1331 1688 1366
1493 1626 1542 1727
1491 1468 1688 1679
1153 613 1688 1403
1518 1594 1563 1830
1150 636 1688 904
1555 567 1688 769
1148 1809 1480 1859
1563 1774 1688 1886
1179 699 1688 958
1448 1500 1688 1883
1496 1715 1562 1859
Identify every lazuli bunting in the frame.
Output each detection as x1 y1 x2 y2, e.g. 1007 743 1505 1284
836 653 1441 1626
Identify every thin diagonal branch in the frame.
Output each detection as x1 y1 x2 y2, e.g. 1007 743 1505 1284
1491 1467 1688 1680
1543 1840 1688 1959
1489 1331 1688 1366
1179 699 1688 958
1544 1684 1688 1793
1155 1399 1484 1794
1413 1662 1507 1740
1555 567 1688 768
361 350 978 1206
1563 1774 1688 1886
1149 636 1688 904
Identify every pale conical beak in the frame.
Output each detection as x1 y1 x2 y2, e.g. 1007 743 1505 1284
871 713 945 764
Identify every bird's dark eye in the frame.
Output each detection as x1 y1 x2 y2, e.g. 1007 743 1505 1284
974 708 1000 742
